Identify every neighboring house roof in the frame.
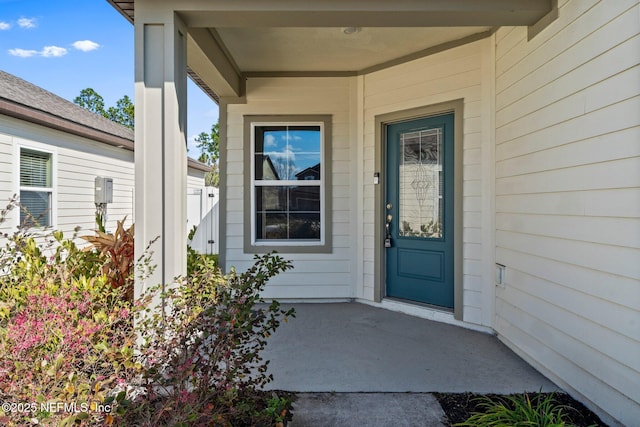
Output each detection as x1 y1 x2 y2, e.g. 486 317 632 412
296 163 321 180
0 70 210 172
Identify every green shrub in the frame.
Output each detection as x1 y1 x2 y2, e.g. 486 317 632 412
1 207 295 426
0 231 139 426
127 252 295 426
187 245 219 276
455 392 577 427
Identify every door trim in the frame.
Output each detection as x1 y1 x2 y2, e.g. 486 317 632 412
374 100 464 320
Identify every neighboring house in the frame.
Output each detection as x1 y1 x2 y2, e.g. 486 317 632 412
108 0 639 424
0 70 213 246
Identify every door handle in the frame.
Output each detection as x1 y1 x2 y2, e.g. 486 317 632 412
385 205 393 248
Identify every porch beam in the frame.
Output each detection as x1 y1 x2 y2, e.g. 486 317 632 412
187 28 244 99
178 0 552 28
134 11 188 301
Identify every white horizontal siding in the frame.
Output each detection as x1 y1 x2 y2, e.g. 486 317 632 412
187 171 206 189
494 0 640 424
224 77 355 299
1 115 206 247
0 115 136 237
363 39 493 326
57 152 135 234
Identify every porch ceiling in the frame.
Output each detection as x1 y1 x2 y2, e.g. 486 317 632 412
215 27 492 74
108 0 554 99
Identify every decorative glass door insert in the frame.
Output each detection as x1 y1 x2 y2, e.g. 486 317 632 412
399 128 442 239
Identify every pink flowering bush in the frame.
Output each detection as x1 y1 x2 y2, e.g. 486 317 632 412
0 231 139 426
0 208 295 426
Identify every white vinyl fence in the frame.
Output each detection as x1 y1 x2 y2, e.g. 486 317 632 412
186 187 219 255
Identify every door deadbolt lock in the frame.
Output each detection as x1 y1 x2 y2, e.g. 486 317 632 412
385 203 393 248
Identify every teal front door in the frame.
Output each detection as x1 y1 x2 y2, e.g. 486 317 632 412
385 113 454 308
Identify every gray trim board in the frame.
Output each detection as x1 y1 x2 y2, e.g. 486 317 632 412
243 114 333 254
528 0 558 40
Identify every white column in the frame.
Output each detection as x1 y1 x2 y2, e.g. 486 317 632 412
134 12 187 301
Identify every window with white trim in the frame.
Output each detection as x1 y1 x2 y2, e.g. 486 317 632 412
19 147 53 227
245 115 332 252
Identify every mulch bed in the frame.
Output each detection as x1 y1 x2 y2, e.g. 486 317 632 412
434 392 608 426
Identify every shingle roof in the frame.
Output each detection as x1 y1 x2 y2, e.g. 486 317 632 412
0 70 211 172
0 69 134 142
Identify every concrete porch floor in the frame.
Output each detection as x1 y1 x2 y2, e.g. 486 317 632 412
262 303 557 426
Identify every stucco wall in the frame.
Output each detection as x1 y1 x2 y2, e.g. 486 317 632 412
493 0 640 424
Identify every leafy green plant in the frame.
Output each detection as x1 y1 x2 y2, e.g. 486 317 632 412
455 392 578 427
1 201 295 426
0 229 140 426
186 245 218 276
264 394 293 426
126 251 295 426
186 225 218 276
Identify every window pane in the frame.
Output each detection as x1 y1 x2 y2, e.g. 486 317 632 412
293 155 320 181
287 126 321 150
289 213 320 239
256 213 288 240
255 125 321 181
289 186 320 211
255 185 321 241
20 148 52 187
20 190 51 227
256 186 287 212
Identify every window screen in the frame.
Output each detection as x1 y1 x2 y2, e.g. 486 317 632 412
20 148 52 227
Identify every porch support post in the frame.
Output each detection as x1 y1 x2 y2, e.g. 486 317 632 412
134 11 188 302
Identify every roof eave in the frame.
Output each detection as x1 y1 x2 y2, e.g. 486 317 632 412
0 98 134 150
107 0 134 24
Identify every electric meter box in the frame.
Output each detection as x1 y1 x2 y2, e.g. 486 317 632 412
95 177 113 204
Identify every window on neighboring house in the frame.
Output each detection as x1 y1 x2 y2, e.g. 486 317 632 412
244 115 332 253
19 147 53 227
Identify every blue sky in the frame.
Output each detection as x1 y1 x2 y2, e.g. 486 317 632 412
0 0 219 157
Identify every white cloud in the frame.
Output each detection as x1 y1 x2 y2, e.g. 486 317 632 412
271 149 296 162
9 46 69 58
41 45 67 57
0 21 11 30
281 134 302 141
264 134 277 147
72 40 100 52
8 48 38 58
17 17 36 29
